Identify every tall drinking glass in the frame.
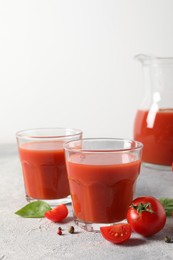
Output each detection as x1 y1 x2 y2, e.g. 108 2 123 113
64 138 143 231
16 128 82 206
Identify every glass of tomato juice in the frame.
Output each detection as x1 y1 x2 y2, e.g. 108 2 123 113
64 138 143 231
16 128 82 206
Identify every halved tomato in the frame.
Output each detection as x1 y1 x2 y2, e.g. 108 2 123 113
44 204 68 222
100 223 132 244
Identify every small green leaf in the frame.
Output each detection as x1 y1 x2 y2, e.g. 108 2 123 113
159 198 173 217
15 201 52 218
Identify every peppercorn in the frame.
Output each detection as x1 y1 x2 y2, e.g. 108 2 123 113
164 236 173 243
57 227 62 235
68 226 75 234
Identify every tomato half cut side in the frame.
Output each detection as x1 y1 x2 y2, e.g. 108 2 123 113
100 223 132 244
45 204 68 222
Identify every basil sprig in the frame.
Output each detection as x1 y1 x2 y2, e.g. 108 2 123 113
159 198 173 217
15 201 52 218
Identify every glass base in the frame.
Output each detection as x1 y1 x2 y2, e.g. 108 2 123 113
73 216 124 232
143 162 172 171
26 194 71 207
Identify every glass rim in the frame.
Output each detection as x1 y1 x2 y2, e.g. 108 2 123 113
64 138 143 153
135 54 173 66
16 127 82 139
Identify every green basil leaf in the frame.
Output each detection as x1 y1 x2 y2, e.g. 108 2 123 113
15 201 52 218
159 198 173 217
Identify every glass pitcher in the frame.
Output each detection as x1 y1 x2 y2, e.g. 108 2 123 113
133 54 173 170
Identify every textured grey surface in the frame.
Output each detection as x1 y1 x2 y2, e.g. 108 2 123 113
1 144 173 260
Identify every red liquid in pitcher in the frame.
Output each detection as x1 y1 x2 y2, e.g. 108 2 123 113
19 141 70 199
66 154 141 223
134 109 173 165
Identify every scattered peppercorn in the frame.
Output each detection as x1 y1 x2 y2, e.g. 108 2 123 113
57 227 62 235
68 226 75 234
164 236 173 243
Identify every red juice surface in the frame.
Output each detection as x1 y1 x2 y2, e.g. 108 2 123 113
66 154 141 223
19 141 70 199
134 109 173 165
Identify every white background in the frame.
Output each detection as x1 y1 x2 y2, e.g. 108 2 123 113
0 0 173 143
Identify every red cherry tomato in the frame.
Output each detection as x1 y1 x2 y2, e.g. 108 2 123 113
45 204 68 222
100 223 132 244
127 196 166 237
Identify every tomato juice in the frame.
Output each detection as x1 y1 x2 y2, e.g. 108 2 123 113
134 109 173 165
18 141 70 200
66 154 141 223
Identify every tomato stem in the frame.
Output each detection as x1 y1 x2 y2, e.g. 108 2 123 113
131 202 154 214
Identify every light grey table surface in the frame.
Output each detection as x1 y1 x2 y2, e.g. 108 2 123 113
1 144 173 260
